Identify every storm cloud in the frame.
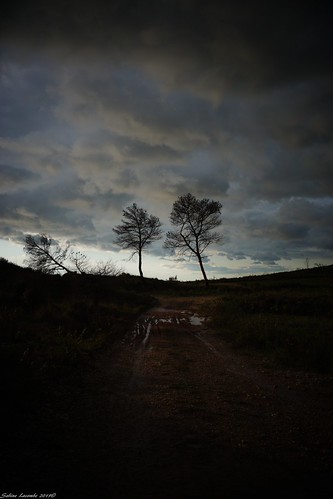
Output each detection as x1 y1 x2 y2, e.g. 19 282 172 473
1 1 332 277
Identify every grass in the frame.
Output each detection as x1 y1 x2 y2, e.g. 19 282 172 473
2 259 331 497
205 266 333 372
1 257 332 407
0 259 156 409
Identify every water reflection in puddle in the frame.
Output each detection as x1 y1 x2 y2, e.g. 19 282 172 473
125 317 153 348
189 314 205 326
124 310 206 349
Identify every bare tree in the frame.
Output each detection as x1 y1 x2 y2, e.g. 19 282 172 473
164 193 223 286
69 250 90 274
24 234 121 276
90 260 123 276
69 250 122 276
24 234 72 274
113 203 163 280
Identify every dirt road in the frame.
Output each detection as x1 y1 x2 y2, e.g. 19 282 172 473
4 297 333 498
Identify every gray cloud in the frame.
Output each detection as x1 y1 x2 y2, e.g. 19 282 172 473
0 57 57 137
2 2 331 95
0 1 332 276
0 164 40 189
221 198 333 266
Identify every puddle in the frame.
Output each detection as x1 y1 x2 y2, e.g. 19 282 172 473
125 310 206 349
142 322 152 347
189 314 205 326
158 318 173 323
124 317 152 348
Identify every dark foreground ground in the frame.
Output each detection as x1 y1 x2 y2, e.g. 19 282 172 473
2 296 333 499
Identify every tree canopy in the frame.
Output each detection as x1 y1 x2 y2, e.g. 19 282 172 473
165 193 223 285
113 203 163 280
24 234 72 274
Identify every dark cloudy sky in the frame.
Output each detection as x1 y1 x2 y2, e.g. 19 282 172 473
1 1 332 279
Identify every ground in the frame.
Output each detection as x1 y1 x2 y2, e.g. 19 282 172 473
2 296 333 498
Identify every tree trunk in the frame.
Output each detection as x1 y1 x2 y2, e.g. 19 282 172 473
138 249 144 281
197 253 209 286
46 252 73 274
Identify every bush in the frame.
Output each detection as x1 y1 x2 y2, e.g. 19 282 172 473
208 275 333 372
0 262 156 393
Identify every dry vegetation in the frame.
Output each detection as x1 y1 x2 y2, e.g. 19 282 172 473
0 258 156 410
1 258 332 403
1 258 332 497
204 267 333 372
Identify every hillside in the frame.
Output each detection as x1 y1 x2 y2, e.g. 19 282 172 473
1 259 332 497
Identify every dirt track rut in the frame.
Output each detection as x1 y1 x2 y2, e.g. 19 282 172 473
4 300 332 498
86 303 333 498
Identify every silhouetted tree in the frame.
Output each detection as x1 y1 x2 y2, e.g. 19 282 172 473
69 250 90 274
24 234 121 276
113 203 163 280
90 259 123 276
69 250 122 276
24 234 72 274
165 193 223 286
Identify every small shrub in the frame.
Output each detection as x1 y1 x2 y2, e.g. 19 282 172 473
208 275 333 372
